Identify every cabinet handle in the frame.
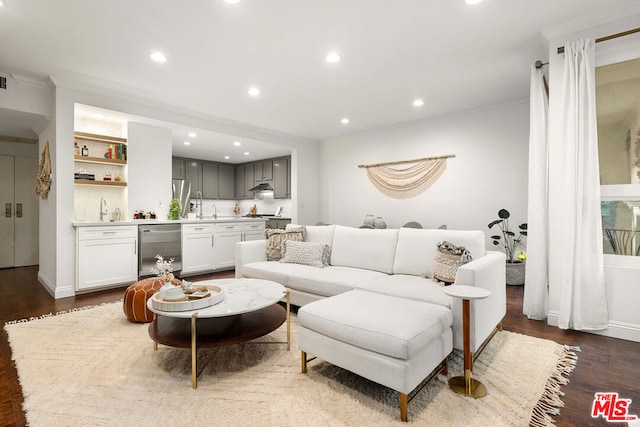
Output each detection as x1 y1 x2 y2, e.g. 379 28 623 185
102 231 117 235
225 226 234 229
16 203 22 218
134 239 137 255
212 235 214 247
250 225 259 228
194 227 204 231
5 203 11 218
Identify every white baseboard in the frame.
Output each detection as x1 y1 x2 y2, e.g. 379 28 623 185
547 311 640 343
37 271 75 299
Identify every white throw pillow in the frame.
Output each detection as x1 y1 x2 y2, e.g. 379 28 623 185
280 240 330 268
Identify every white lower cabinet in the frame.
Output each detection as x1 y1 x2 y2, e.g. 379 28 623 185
214 221 265 270
181 223 215 275
76 226 138 291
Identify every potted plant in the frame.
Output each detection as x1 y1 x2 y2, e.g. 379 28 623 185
488 209 527 285
168 198 182 220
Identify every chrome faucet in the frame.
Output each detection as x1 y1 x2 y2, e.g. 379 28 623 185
195 191 203 219
99 198 108 222
212 204 217 219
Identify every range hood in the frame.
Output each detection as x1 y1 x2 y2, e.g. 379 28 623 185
249 183 274 192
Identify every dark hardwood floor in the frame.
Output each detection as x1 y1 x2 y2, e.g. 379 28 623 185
1 266 639 426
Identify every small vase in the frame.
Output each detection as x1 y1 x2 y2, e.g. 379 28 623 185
364 214 375 226
374 217 387 229
158 281 174 299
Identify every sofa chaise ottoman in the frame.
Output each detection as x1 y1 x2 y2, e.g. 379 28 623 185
299 290 453 422
236 224 506 358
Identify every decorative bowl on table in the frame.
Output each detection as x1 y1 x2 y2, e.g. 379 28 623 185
151 285 225 312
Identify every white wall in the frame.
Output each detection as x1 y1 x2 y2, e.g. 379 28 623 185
545 10 640 342
128 122 172 220
37 124 56 295
320 102 530 247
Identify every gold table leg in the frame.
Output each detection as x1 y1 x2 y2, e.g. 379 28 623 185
286 291 291 351
448 298 487 398
191 313 198 389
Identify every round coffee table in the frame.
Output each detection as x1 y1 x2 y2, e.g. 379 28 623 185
147 278 291 388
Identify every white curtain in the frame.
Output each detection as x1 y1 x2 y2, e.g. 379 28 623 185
523 64 549 320
549 39 608 330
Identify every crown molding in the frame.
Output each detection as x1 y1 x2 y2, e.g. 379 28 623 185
47 74 318 147
9 73 50 89
541 4 640 41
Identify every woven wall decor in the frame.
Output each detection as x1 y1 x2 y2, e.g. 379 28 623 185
358 154 454 199
35 140 51 200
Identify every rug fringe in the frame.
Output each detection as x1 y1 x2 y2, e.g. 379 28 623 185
529 344 581 427
3 300 122 326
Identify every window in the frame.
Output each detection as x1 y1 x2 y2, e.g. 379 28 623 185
597 57 640 259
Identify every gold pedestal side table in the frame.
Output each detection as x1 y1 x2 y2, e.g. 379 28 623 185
442 285 491 398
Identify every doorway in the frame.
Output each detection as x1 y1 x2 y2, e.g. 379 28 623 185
0 155 39 268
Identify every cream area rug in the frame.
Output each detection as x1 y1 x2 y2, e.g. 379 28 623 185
5 302 578 427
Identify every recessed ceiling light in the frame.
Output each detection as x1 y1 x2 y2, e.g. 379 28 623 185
248 87 260 97
224 156 230 160
412 99 425 107
244 151 250 156
0 1 7 7
183 141 190 146
188 132 197 138
341 118 350 124
233 141 242 146
326 52 341 63
465 0 483 4
92 113 105 119
150 52 167 63
224 0 240 4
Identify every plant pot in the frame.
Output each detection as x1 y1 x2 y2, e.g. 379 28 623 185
506 261 525 286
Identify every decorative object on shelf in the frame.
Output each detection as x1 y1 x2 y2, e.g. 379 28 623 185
358 154 455 199
233 202 241 215
168 198 182 220
103 169 112 181
81 145 89 156
150 255 176 299
488 208 528 285
35 141 52 200
363 214 375 227
374 216 387 229
74 139 80 156
433 241 473 285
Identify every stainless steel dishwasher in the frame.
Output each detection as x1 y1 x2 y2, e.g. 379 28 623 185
138 224 182 277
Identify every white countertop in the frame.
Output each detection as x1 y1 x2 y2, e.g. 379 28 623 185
73 217 266 227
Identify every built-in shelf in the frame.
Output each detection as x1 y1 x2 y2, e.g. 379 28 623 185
74 131 127 145
74 155 127 165
74 179 127 187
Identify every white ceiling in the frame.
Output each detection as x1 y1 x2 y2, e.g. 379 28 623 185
1 0 639 153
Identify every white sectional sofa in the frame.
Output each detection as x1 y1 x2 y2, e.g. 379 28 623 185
235 224 506 354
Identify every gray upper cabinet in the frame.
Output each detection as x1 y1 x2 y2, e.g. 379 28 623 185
218 163 235 199
273 157 290 199
235 164 245 199
175 157 236 200
185 159 202 195
172 158 186 180
254 160 273 183
244 163 255 198
202 162 218 199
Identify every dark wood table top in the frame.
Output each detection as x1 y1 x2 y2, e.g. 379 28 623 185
148 303 286 348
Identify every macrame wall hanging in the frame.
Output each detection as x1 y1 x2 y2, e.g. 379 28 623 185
358 154 455 199
35 140 51 200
